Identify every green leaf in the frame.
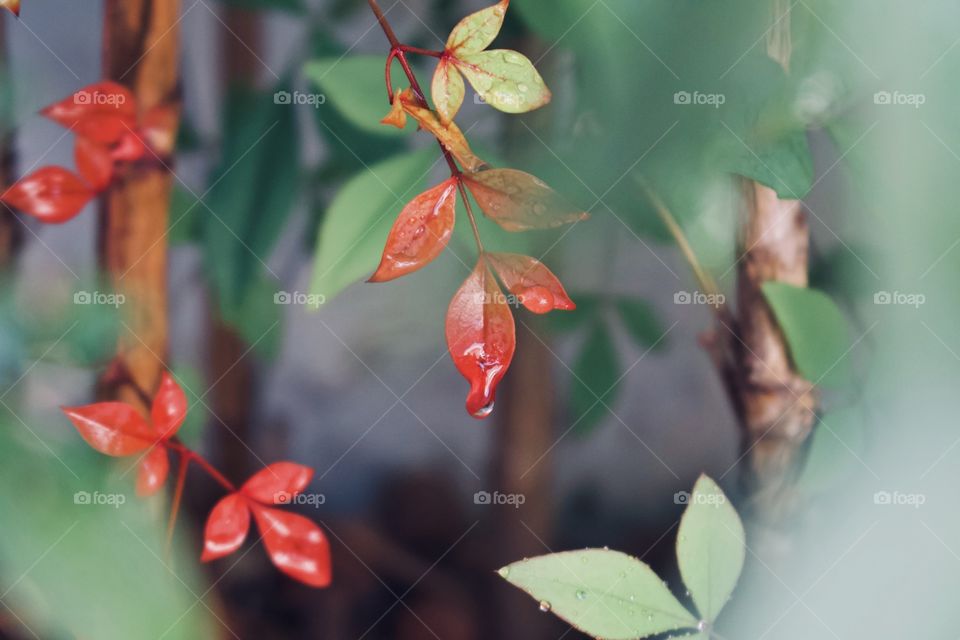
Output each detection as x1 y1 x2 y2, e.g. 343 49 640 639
797 408 866 494
546 292 601 334
498 549 697 639
761 282 851 386
203 82 300 314
168 186 201 245
456 50 551 114
446 0 508 54
616 298 665 350
571 321 619 435
727 129 813 199
220 275 282 360
304 56 412 137
676 474 745 624
311 148 439 302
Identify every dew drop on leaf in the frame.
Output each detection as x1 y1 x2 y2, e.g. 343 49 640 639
538 601 551 612
575 590 587 601
472 400 495 418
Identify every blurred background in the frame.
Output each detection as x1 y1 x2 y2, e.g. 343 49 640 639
0 0 957 638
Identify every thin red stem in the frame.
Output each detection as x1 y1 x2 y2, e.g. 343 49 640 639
399 44 443 58
165 451 189 557
166 439 236 492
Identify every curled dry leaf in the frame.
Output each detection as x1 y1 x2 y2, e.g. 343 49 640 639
463 168 588 231
241 462 314 504
486 252 575 314
201 493 252 562
384 89 486 172
136 446 170 497
1 166 95 224
370 178 458 282
251 505 333 588
445 260 516 418
41 81 137 144
62 403 155 456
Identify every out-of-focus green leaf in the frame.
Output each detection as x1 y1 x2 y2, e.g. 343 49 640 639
220 275 282 360
546 292 601 334
726 128 813 199
168 186 201 245
311 148 438 302
616 297 665 349
676 475 745 622
571 321 619 435
798 408 866 493
498 549 697 639
761 282 851 386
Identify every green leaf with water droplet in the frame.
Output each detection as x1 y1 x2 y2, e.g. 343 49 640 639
446 0 509 54
760 282 851 387
455 50 551 114
432 59 466 125
676 475 745 623
499 549 697 639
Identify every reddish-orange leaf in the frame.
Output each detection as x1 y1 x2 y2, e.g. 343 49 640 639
151 371 187 440
445 260 516 418
369 178 458 282
75 136 114 190
1 0 20 17
1 167 94 224
40 81 136 144
393 89 486 172
241 462 314 505
62 403 154 456
251 505 332 588
201 493 251 562
110 131 148 163
380 92 408 129
463 168 588 231
136 446 170 497
486 252 575 314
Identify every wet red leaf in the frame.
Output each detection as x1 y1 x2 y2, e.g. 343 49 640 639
201 493 252 562
151 371 187 440
62 402 155 456
136 445 170 497
1 166 95 223
41 81 137 144
110 131 148 163
251 505 332 588
463 168 588 231
75 136 114 191
486 252 575 314
370 178 458 282
242 462 314 505
445 260 516 418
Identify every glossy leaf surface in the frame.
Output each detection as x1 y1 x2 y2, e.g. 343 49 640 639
62 403 154 456
431 58 466 125
456 50 551 114
151 371 187 440
41 81 137 144
446 0 509 54
370 178 458 282
252 505 332 587
1 166 94 224
201 493 252 562
136 446 170 497
241 462 314 504
463 168 587 231
445 261 516 418
74 136 114 191
486 252 574 314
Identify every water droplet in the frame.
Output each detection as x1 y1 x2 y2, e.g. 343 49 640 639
472 400 495 418
575 590 587 601
539 600 551 612
517 83 529 93
646 613 654 622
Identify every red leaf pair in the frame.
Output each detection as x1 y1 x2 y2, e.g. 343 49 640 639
62 371 187 496
445 253 574 417
202 463 332 588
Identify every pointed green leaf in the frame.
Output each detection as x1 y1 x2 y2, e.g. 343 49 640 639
571 322 619 436
499 549 697 639
616 298 665 350
310 148 438 302
432 59 466 124
760 282 851 386
676 475 745 623
456 50 551 114
446 0 509 54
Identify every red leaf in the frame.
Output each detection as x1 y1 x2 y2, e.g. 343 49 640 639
151 371 187 440
486 252 575 314
62 403 154 456
40 82 137 144
1 166 95 224
1 0 20 17
201 493 251 562
242 462 314 505
110 131 148 163
445 260 515 418
136 445 170 497
463 168 588 231
251 505 332 588
75 136 114 190
369 178 458 282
